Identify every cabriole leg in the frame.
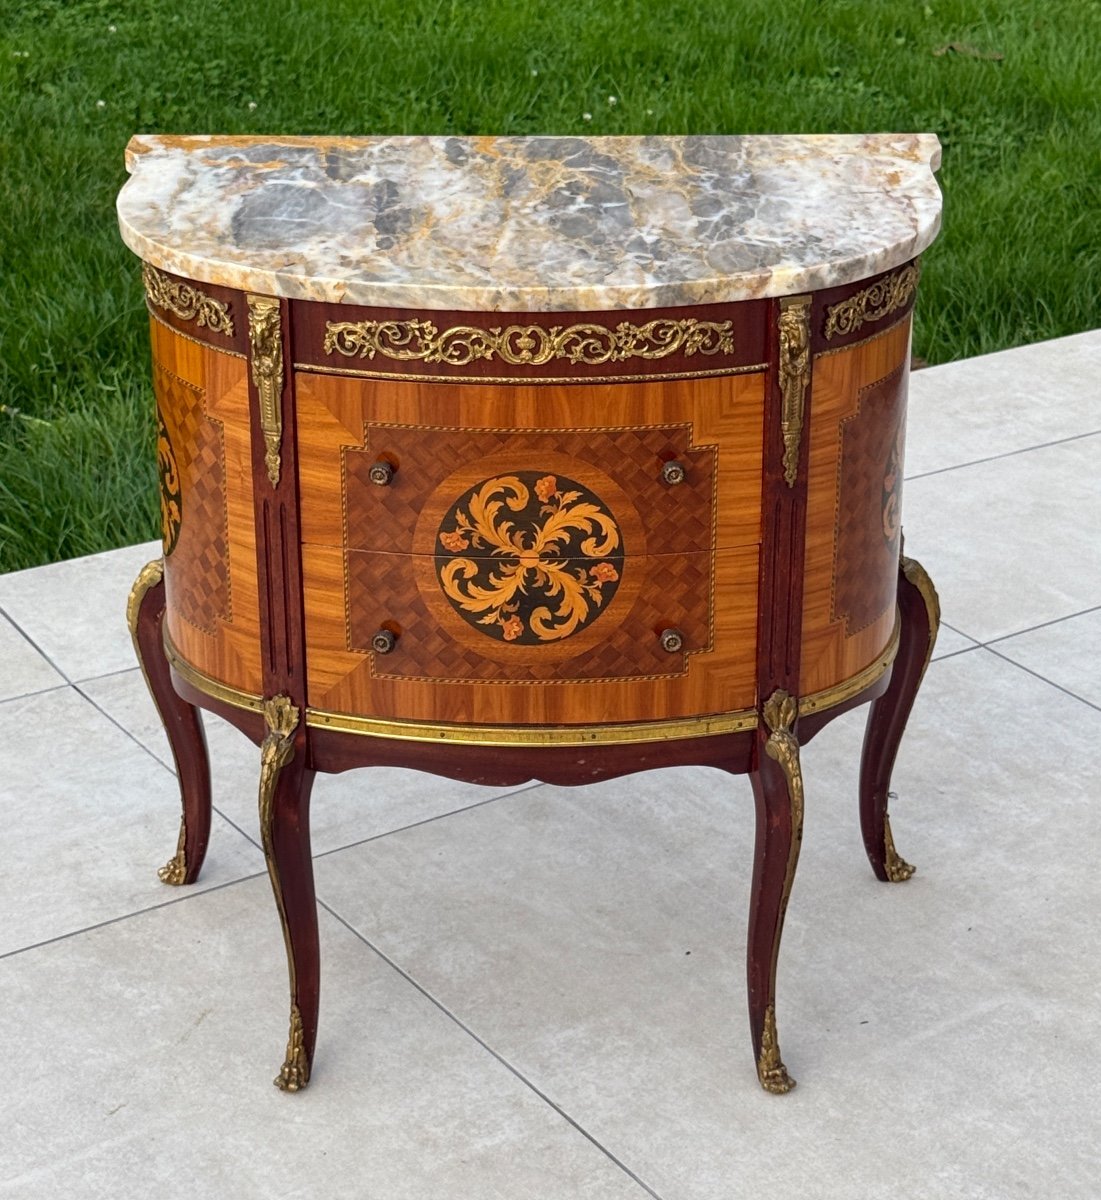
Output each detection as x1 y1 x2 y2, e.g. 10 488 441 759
746 689 804 1094
859 550 940 882
257 695 318 1093
127 559 212 885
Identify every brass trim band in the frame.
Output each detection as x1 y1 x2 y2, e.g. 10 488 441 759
812 310 913 360
798 615 901 715
305 706 758 745
146 305 247 358
164 619 901 745
163 630 267 712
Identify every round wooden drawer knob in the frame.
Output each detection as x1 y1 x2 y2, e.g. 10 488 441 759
371 629 397 654
659 627 684 653
369 460 395 486
661 460 686 486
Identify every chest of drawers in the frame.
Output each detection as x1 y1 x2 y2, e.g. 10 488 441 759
120 133 942 1094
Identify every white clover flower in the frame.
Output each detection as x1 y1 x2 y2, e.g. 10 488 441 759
108 24 117 32
607 95 617 106
530 68 538 76
582 112 592 121
96 99 106 108
248 101 258 110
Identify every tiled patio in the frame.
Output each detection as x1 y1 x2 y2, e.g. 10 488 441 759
2 330 1099 1198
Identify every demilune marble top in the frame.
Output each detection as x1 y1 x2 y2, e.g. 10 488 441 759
117 133 942 312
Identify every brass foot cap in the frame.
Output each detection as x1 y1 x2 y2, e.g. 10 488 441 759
758 1067 797 1095
274 1063 310 1093
885 857 916 883
157 855 188 886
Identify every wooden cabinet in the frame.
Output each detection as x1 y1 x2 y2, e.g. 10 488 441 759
120 133 942 1096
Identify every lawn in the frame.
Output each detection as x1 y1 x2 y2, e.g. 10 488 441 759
1 0 1098 573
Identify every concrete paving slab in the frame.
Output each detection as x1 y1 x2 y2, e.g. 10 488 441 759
0 610 65 700
989 606 1101 710
0 685 263 957
0 878 652 1200
313 649 1101 1200
0 540 160 682
906 328 1101 479
903 432 1101 643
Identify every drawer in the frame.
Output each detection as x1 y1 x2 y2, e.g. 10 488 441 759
294 369 766 557
339 426 715 561
303 542 759 724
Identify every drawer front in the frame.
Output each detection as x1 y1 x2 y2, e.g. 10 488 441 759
304 542 758 724
341 423 714 561
297 365 765 724
346 546 712 680
295 370 765 557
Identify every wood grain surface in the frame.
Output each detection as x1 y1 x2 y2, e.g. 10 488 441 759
303 541 758 723
152 318 263 695
800 317 911 695
294 369 765 556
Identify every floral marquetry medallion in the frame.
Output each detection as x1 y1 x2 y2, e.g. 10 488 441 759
156 408 182 556
435 473 624 644
881 426 904 545
832 363 907 635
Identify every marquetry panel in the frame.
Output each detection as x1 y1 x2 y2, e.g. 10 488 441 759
342 424 714 560
303 542 758 724
295 369 766 555
154 363 229 634
833 364 905 632
800 318 911 695
150 318 263 695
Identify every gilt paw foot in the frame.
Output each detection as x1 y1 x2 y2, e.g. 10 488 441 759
157 851 188 886
884 811 916 883
273 1003 311 1093
756 1005 797 1094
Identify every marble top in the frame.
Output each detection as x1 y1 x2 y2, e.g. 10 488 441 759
118 133 942 312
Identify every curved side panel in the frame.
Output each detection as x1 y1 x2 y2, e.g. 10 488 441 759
800 317 912 696
152 318 263 696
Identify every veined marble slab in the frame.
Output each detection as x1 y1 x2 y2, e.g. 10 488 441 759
118 133 942 312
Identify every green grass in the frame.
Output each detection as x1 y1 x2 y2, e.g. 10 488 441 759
1 0 1099 572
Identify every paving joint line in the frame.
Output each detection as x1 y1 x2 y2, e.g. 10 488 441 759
904 427 1101 482
312 782 545 861
318 898 666 1200
74 680 189 776
48 681 266 857
0 680 72 706
0 605 73 685
931 643 981 664
983 603 1101 646
73 663 145 686
982 646 1101 714
0 872 267 963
